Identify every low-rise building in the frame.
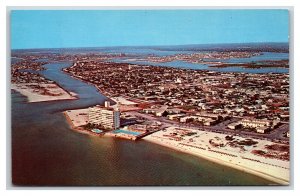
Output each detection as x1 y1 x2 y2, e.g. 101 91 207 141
143 105 168 116
180 116 194 123
238 118 274 133
168 114 185 120
227 122 242 130
240 119 271 128
256 126 269 134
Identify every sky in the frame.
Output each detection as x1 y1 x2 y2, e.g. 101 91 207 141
11 9 289 49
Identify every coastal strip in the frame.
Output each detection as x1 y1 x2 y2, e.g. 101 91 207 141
143 129 289 185
11 83 78 103
62 103 290 185
61 61 290 185
63 111 102 136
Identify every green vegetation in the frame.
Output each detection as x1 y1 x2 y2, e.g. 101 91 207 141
236 139 258 146
80 123 111 132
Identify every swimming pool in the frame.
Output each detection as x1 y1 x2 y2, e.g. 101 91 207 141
113 129 141 136
92 129 103 133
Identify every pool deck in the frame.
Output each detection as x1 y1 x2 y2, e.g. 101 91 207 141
63 108 150 140
106 130 148 141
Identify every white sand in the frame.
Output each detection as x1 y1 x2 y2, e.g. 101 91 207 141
64 108 89 127
143 126 289 185
11 83 77 102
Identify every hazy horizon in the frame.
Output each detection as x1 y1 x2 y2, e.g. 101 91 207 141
11 41 289 50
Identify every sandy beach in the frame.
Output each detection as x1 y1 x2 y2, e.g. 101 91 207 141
63 108 109 137
60 82 290 185
64 108 89 127
11 83 77 102
63 109 100 136
63 107 290 185
143 127 289 185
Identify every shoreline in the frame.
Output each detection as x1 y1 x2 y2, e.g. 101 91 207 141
62 63 289 185
61 104 289 185
63 111 104 137
63 109 142 140
143 136 289 185
62 69 112 99
11 83 78 103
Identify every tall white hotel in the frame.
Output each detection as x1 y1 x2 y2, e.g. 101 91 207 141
88 101 120 130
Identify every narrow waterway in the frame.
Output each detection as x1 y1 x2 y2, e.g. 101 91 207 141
11 62 275 186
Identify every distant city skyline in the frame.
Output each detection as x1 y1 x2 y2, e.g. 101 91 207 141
11 10 289 49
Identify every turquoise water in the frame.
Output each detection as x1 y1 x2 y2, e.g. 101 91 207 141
92 129 103 133
113 129 141 136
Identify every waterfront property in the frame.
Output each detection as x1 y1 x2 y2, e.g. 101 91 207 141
113 129 141 136
10 8 290 186
12 47 290 185
143 126 290 184
106 129 147 140
11 58 284 185
91 129 103 134
227 118 280 134
88 102 120 130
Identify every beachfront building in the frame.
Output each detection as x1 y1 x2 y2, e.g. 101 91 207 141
240 119 271 128
239 118 273 133
88 105 120 130
227 122 242 130
178 115 218 126
104 101 111 108
256 126 270 134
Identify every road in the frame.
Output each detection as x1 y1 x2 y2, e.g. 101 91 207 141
126 111 289 142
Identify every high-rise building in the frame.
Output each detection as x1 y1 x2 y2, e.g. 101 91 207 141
88 105 120 130
104 101 110 108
